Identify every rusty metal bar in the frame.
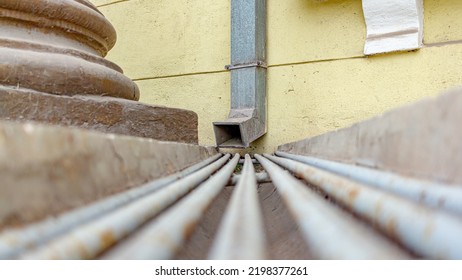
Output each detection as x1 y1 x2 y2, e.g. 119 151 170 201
103 154 240 260
0 153 223 259
254 154 409 259
264 154 462 259
19 154 231 259
209 154 267 259
230 171 270 185
276 151 462 216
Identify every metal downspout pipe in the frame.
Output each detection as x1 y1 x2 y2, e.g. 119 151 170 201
213 0 267 148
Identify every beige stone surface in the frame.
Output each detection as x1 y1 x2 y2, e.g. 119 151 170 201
278 88 462 185
0 121 217 229
0 88 198 144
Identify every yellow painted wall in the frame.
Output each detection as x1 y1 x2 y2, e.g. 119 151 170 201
91 0 462 153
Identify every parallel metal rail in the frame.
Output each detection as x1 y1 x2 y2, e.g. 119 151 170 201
1 152 462 259
209 154 267 259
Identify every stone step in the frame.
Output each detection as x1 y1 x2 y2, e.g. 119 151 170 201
0 121 217 230
0 88 199 144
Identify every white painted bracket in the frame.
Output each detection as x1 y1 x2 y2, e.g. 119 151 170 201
362 0 424 55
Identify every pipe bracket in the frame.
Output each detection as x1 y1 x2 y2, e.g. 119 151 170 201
225 61 267 70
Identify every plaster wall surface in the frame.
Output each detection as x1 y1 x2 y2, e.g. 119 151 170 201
90 0 462 153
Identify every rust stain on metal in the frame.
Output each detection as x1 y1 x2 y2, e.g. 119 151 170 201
25 243 36 251
385 218 398 241
75 239 91 259
348 189 359 202
299 166 315 178
100 230 117 250
183 220 198 239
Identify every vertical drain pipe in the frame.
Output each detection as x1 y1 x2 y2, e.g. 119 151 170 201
213 0 267 148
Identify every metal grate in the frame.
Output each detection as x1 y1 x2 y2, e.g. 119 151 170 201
1 152 462 259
